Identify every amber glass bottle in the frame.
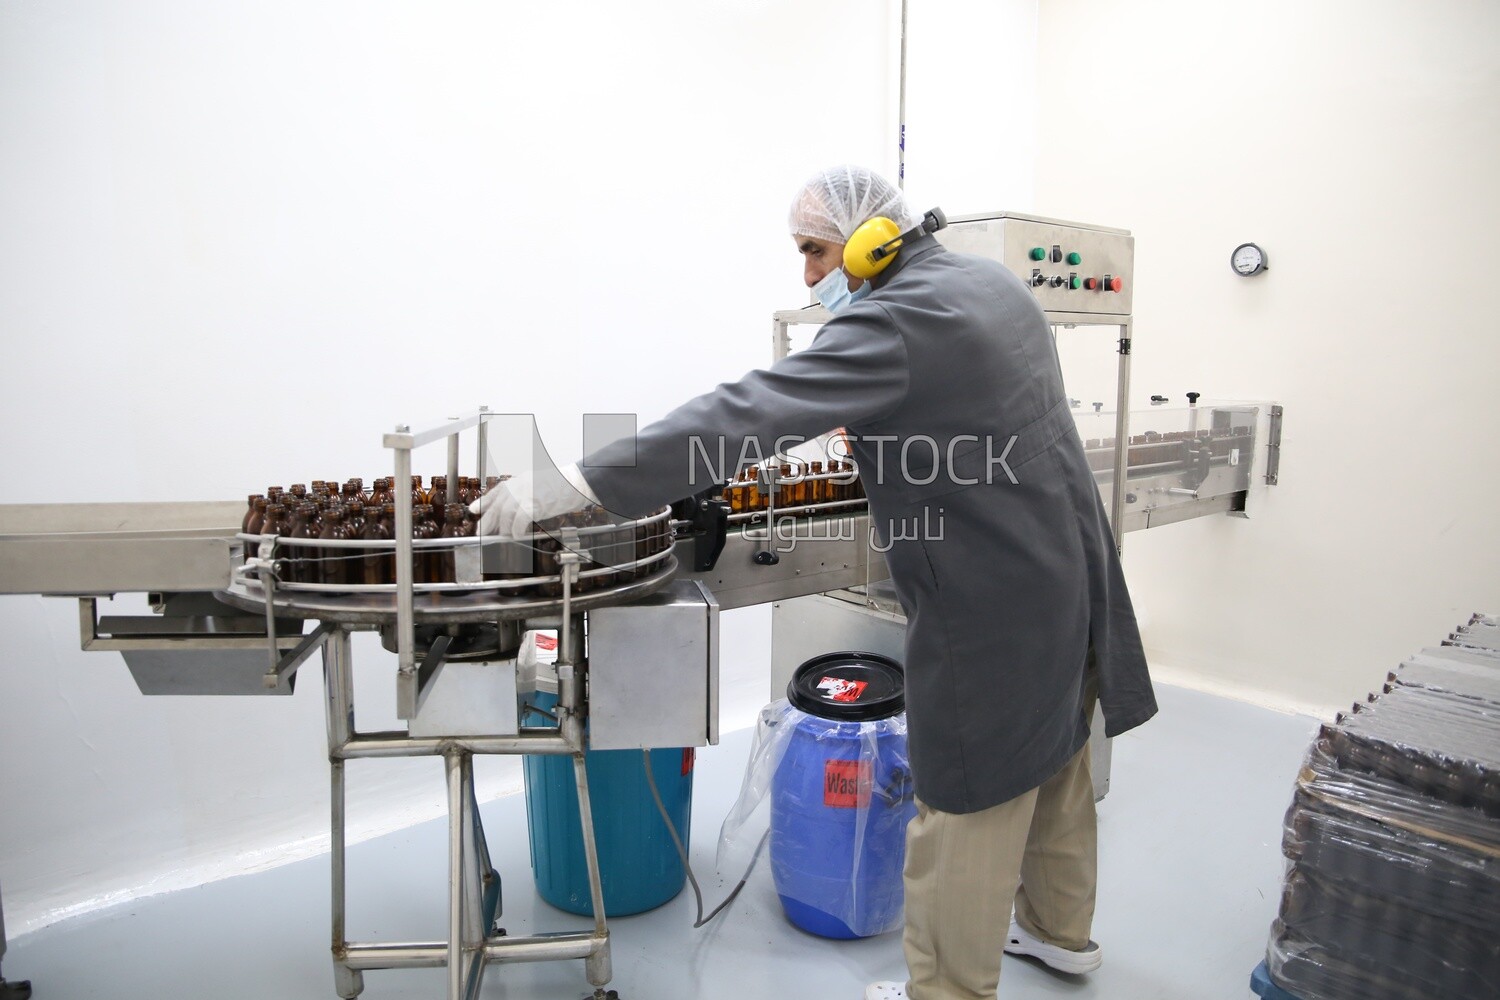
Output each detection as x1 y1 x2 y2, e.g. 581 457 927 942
429 476 448 511
318 504 349 586
259 503 287 573
345 502 366 540
243 495 264 534
439 503 471 583
344 502 367 576
412 504 438 583
411 476 428 506
381 503 398 584
244 497 268 561
361 506 393 586
284 501 317 583
726 472 744 514
808 461 825 504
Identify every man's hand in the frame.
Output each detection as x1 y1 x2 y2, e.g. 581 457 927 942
468 463 597 538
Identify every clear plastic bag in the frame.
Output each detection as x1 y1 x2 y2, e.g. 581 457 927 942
719 699 914 938
1266 629 1500 1000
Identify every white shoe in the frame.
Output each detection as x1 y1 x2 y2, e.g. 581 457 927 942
864 982 907 1000
1004 920 1102 974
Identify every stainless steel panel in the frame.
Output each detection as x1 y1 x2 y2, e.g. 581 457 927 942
407 658 520 738
682 515 891 611
937 212 1134 317
587 580 717 750
0 501 242 595
121 648 298 696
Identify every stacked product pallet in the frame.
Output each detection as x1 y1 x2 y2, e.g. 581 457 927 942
1262 614 1500 1000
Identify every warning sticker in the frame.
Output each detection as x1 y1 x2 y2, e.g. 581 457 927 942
817 676 868 703
824 759 872 808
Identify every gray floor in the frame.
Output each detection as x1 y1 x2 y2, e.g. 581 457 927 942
6 683 1317 1000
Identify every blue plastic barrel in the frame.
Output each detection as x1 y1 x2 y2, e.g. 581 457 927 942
522 692 694 917
771 651 914 939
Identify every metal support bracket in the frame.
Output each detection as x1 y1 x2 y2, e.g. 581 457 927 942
412 633 454 717
264 622 332 690
1265 404 1283 485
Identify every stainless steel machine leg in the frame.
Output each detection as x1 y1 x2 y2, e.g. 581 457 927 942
325 632 364 1000
318 622 609 997
572 754 613 988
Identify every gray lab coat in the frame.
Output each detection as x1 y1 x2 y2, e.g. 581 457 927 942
582 235 1156 814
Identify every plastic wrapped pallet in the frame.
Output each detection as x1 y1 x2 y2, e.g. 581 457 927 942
1265 620 1500 1000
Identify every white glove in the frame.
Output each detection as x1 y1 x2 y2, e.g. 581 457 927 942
469 462 598 538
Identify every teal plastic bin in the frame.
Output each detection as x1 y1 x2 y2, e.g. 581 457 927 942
523 692 694 916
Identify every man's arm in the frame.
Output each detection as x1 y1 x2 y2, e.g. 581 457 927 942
581 310 909 517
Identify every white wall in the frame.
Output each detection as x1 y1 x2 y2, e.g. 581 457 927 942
1034 0 1500 714
0 0 922 933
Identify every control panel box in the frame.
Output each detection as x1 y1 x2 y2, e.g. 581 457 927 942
936 211 1134 317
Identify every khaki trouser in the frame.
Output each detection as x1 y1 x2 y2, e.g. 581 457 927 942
901 681 1099 1000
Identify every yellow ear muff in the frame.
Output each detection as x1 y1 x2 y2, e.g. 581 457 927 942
843 216 904 280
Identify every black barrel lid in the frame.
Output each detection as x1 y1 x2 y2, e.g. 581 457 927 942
787 651 905 721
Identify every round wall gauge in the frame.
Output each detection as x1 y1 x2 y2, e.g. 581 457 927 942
1231 242 1268 276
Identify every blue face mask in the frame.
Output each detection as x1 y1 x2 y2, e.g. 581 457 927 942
813 267 870 314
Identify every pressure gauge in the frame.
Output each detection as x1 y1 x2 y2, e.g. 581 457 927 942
1231 242 1268 276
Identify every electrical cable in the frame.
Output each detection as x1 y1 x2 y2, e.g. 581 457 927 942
642 750 769 929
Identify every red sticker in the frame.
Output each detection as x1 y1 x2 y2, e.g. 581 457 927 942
535 634 558 651
823 759 872 808
817 676 868 703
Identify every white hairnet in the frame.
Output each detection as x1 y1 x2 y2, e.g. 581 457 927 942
789 165 917 244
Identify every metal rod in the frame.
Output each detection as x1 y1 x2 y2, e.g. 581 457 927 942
1110 321 1133 555
572 753 609 942
263 621 331 689
460 755 482 948
331 757 347 957
256 552 280 674
340 934 604 971
338 732 576 759
381 409 490 451
324 629 355 751
446 751 465 1000
483 934 604 963
394 434 416 717
446 417 460 519
413 633 453 718
475 406 489 484
898 0 908 188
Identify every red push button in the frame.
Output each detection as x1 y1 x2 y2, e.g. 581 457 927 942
1103 274 1123 292
1084 277 1099 290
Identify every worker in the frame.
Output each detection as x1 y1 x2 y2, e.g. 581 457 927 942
471 165 1157 1000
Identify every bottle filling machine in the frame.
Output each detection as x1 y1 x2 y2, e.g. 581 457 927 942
0 212 1283 999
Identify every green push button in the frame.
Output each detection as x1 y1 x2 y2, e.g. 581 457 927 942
1067 251 1082 265
1069 275 1082 289
1029 247 1046 261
